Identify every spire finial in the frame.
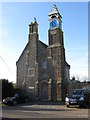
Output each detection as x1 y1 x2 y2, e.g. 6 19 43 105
34 17 36 22
53 3 56 6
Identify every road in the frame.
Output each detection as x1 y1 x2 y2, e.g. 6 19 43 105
1 101 89 119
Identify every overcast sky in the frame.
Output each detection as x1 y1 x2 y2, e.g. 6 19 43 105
0 2 88 83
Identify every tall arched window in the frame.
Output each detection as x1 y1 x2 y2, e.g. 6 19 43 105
51 34 56 45
26 51 29 65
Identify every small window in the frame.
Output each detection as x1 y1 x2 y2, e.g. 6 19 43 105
33 25 36 32
51 15 56 18
51 34 56 45
51 48 56 59
42 59 47 69
30 26 33 33
28 68 35 76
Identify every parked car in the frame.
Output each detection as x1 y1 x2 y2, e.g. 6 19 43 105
3 93 29 105
65 88 90 108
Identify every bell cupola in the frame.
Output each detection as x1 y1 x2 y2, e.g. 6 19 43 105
28 18 39 43
48 4 62 30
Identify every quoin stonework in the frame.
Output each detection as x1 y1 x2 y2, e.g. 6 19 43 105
16 4 71 101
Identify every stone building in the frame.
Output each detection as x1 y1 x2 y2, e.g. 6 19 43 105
16 4 70 101
68 80 90 97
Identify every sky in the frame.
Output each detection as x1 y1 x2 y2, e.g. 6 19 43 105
0 2 88 83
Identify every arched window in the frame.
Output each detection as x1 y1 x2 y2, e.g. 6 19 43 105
42 59 47 69
51 34 56 45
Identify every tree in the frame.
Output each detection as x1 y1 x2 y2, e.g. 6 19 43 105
81 76 88 82
0 79 27 100
71 75 88 82
71 76 75 80
0 79 14 99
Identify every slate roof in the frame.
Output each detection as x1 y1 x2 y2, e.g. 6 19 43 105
48 4 62 18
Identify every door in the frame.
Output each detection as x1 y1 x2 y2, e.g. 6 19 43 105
41 82 48 101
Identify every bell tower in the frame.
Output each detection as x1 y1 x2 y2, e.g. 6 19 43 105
28 18 38 43
47 4 66 101
48 4 63 47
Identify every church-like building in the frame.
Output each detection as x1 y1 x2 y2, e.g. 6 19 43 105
16 4 70 101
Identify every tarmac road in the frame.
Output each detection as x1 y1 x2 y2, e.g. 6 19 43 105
1 101 89 119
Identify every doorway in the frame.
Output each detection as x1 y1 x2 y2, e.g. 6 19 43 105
41 81 48 101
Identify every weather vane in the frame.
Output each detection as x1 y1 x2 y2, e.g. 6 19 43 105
34 17 36 22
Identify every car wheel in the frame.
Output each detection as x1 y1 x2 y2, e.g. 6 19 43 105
66 104 70 107
13 100 17 105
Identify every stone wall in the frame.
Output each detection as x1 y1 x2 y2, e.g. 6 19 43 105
47 27 67 101
37 41 48 100
16 43 29 88
16 21 39 100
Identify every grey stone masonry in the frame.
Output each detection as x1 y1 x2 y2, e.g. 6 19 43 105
48 27 67 101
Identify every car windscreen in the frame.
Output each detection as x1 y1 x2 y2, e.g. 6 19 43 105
73 90 84 95
14 94 19 97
